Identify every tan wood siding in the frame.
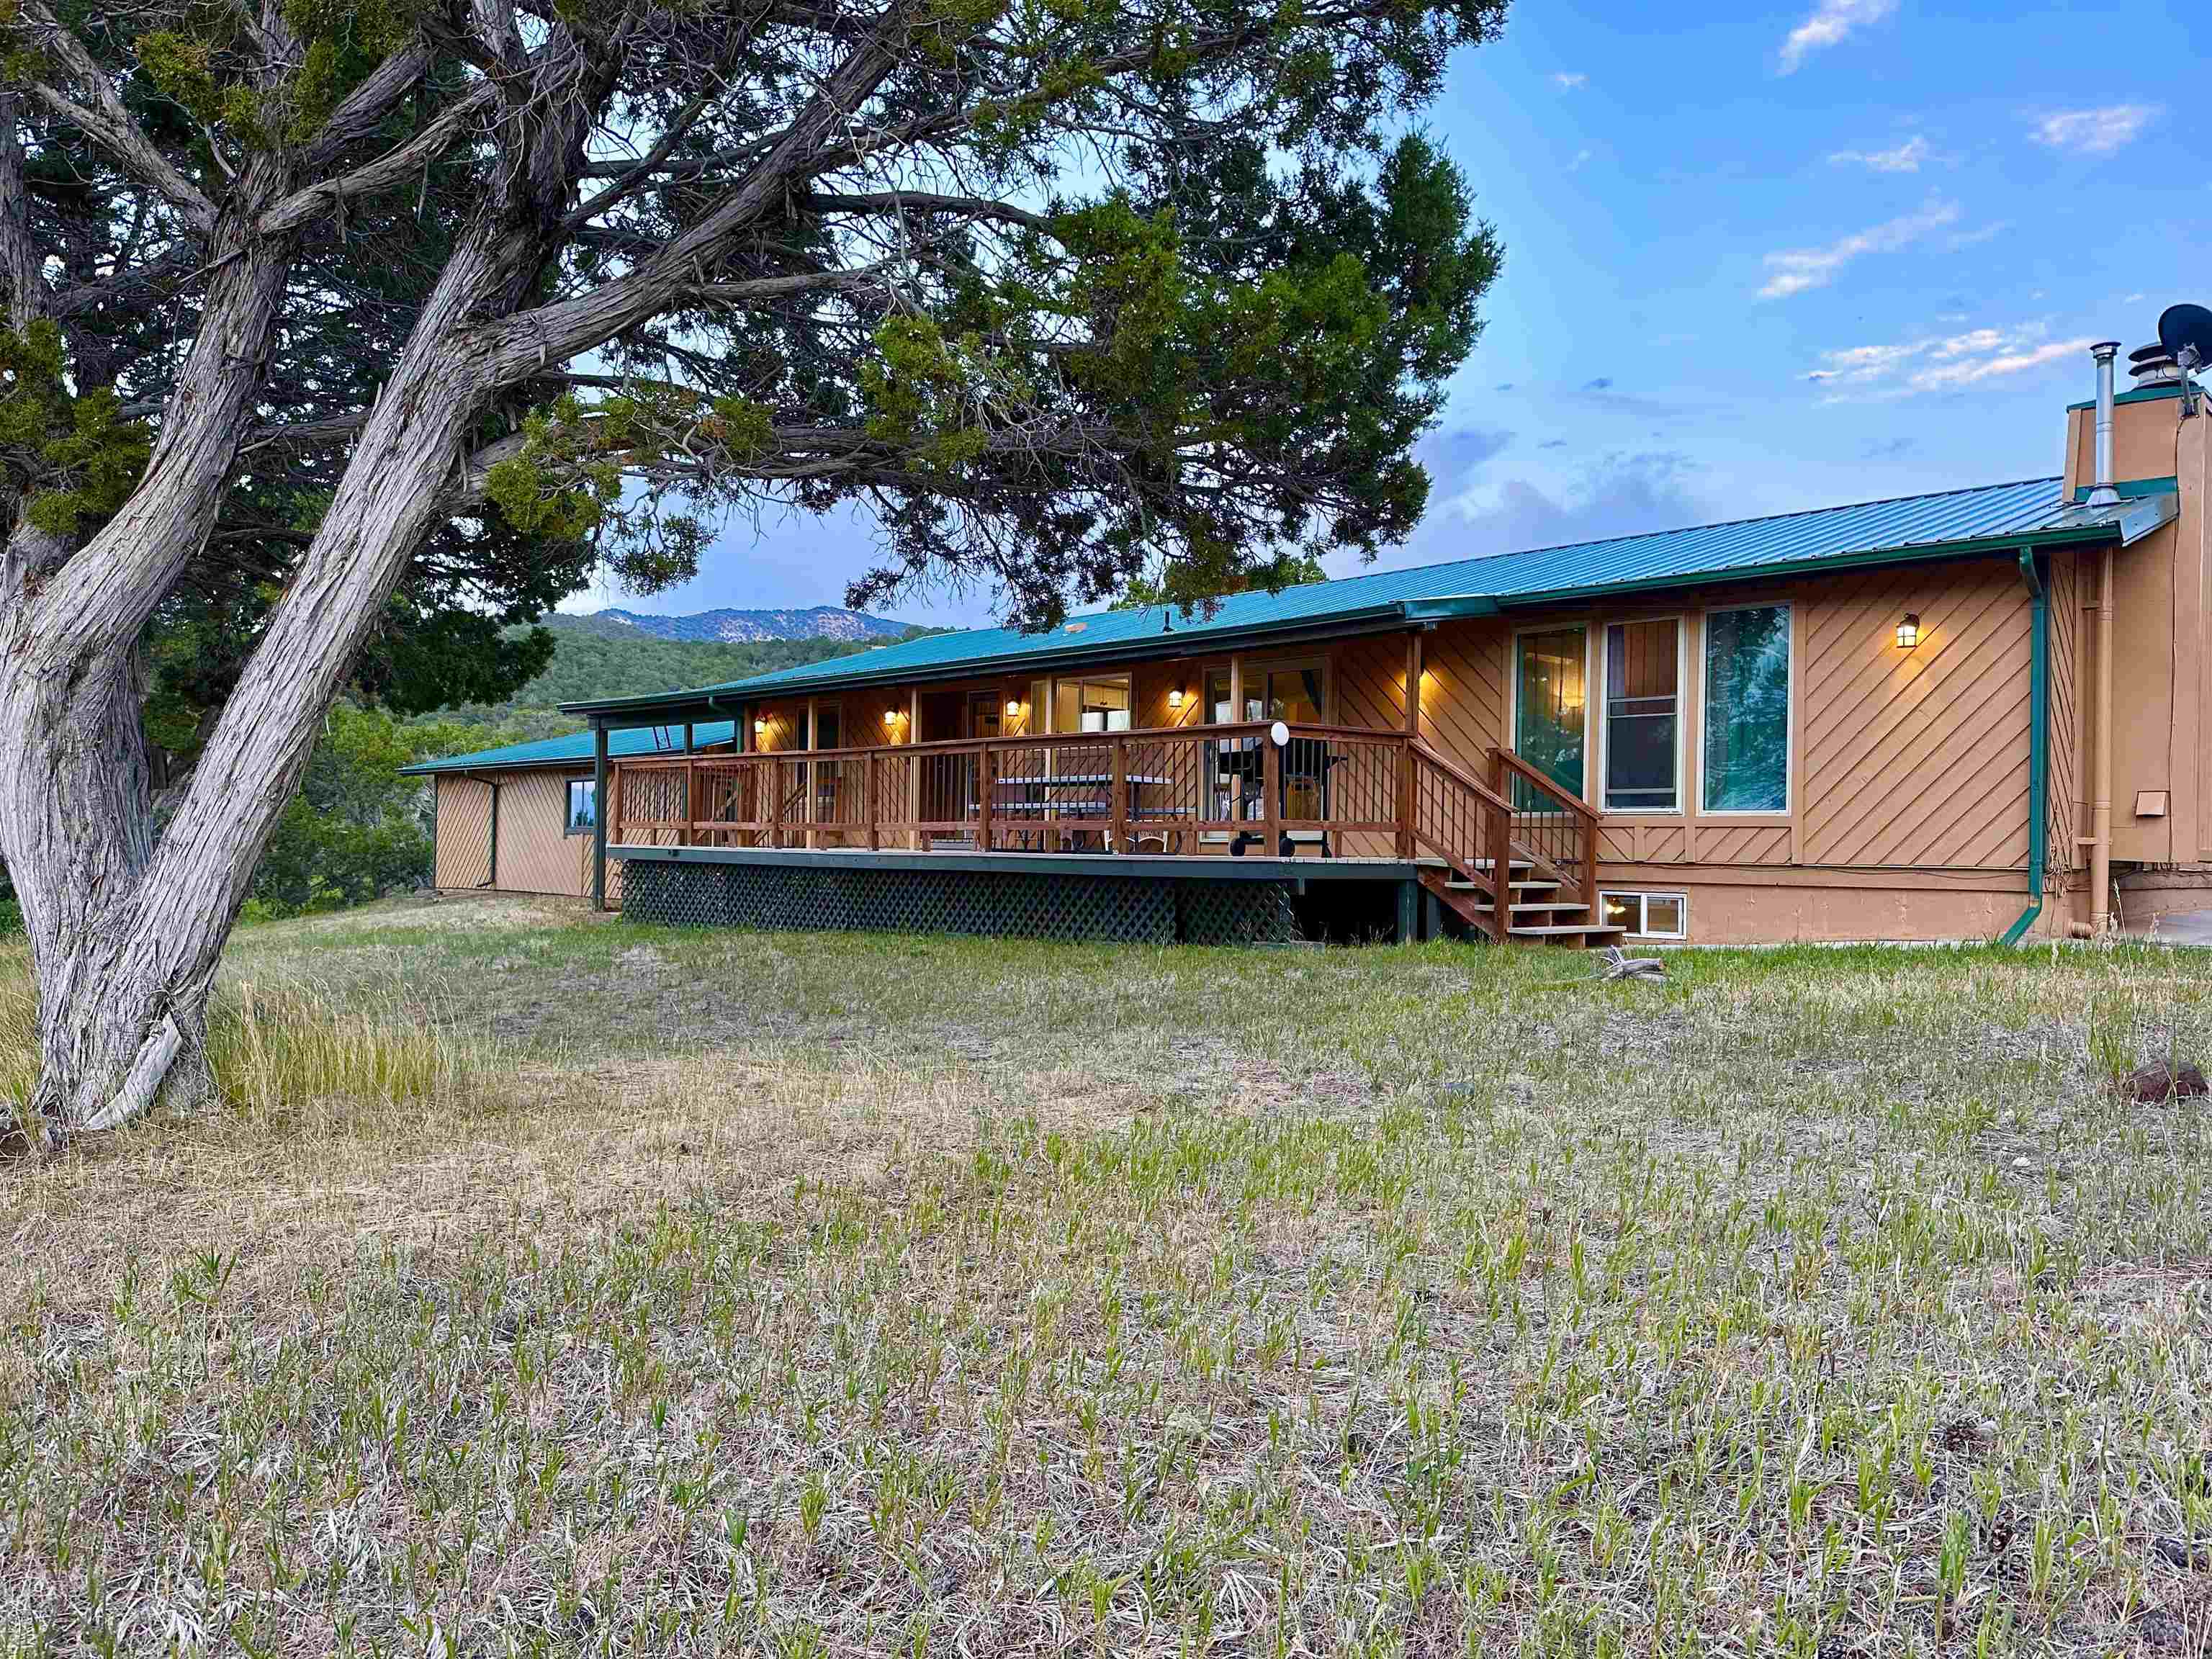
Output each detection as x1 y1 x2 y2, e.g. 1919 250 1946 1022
1801 560 2031 870
432 776 494 889
490 770 590 896
2046 549 2081 879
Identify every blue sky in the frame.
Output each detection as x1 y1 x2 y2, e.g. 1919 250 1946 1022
568 0 2210 628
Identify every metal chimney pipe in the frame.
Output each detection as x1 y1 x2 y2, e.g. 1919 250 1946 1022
2087 341 2121 507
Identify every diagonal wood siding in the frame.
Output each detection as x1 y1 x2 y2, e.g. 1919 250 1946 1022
2046 549 2081 878
1802 561 2031 868
433 776 494 889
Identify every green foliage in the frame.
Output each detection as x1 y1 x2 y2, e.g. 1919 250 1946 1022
0 322 150 541
432 617 910 724
482 399 624 543
248 705 464 916
1112 550 1326 610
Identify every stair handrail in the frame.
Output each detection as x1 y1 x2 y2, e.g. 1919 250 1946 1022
1485 745 1599 907
1405 739 1516 938
1406 737 1514 814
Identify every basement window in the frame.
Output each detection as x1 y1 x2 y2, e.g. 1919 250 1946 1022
1601 890 1686 940
565 778 598 837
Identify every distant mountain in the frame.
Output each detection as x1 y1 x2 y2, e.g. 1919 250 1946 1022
577 604 910 644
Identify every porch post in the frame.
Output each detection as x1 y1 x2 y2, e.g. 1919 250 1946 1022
908 687 923 850
977 744 994 852
591 720 608 912
1110 736 1128 853
1262 730 1282 858
1398 628 1424 858
1403 629 1424 734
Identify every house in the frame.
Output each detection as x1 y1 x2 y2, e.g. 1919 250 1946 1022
400 721 735 900
412 336 2211 946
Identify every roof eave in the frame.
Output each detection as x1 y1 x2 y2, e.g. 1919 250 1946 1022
557 604 1417 719
1478 524 2127 610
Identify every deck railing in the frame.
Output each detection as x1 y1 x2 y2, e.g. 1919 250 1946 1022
609 721 1597 906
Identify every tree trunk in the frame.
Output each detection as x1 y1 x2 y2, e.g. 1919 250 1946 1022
0 226 529 1142
0 228 292 1143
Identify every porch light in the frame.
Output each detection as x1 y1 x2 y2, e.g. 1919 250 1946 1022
1167 688 1184 711
1005 698 1020 717
1896 613 1920 650
752 717 766 735
883 708 899 727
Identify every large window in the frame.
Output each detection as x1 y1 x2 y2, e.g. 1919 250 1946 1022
1052 674 1131 732
1200 662 1326 726
1702 605 1792 813
1514 627 1587 801
1603 619 1679 811
565 778 597 836
1253 661 1324 724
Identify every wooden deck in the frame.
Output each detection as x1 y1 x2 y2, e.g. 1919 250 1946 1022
606 721 1623 944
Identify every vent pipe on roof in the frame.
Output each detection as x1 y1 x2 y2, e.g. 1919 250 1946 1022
2087 341 2121 508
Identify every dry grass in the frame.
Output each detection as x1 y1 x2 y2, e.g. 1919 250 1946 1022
3 909 2212 1655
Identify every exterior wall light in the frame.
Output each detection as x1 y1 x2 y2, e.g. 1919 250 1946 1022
752 717 766 735
882 708 899 726
1896 613 1920 650
1004 698 1020 718
1167 688 1184 711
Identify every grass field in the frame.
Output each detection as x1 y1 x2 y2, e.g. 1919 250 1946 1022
3 896 2211 1655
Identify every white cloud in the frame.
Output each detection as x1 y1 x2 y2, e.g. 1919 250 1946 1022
1568 148 1593 171
1911 336 2094 390
1805 324 2095 397
1758 199 1959 300
1779 0 1897 72
1551 71 1587 89
1828 134 1929 172
2031 105 2157 156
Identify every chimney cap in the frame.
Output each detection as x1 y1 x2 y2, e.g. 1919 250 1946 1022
2090 340 2123 357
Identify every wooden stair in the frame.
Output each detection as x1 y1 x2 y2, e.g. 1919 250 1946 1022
1419 864 1626 948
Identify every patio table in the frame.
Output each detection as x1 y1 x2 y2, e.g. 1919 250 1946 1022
988 772 1175 850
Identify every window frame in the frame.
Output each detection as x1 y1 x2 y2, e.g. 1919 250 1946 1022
1697 602 1795 819
1507 621 1592 805
1599 889 1687 940
564 777 598 837
1596 614 1685 816
1046 672 1134 734
1243 654 1330 725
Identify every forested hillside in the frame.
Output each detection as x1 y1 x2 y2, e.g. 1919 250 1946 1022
434 615 931 727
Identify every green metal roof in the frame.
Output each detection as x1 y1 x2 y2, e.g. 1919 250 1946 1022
400 720 735 775
563 475 2168 719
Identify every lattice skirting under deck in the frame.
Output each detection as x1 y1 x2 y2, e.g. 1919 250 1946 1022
619 858 1300 945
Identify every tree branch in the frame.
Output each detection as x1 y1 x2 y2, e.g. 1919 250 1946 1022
17 1 220 236
300 42 431 169
470 14 915 385
261 83 497 235
799 189 1053 233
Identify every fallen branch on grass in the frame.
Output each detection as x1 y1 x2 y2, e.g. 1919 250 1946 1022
1533 944 1668 989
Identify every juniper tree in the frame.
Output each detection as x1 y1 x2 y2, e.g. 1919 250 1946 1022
0 0 1505 1140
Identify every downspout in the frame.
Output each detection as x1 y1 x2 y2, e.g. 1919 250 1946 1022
2086 542 2115 935
2083 341 2121 936
2001 548 2047 945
